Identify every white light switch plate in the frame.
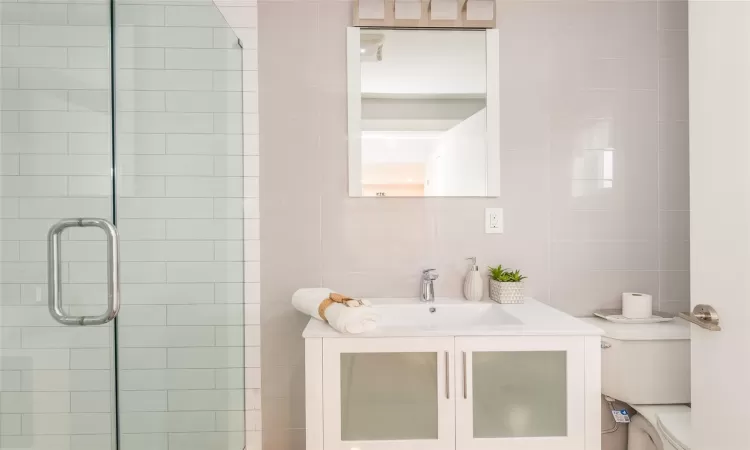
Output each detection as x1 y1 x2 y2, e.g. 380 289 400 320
485 208 503 234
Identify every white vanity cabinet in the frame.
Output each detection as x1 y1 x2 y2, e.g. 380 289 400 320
454 336 587 450
320 337 456 450
304 299 603 450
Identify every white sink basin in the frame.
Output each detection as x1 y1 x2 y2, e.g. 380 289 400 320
374 298 522 330
302 297 604 338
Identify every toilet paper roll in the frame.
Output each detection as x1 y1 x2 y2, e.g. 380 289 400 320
622 293 653 319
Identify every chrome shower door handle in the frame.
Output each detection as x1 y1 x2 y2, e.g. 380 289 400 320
48 218 121 326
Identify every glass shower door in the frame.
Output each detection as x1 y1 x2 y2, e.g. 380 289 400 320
114 2 246 449
1 1 245 448
0 2 118 450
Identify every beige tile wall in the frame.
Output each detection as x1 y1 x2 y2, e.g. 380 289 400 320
258 0 689 448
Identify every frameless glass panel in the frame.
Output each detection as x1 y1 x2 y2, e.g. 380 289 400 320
114 1 245 449
340 352 438 441
0 2 116 449
472 351 567 438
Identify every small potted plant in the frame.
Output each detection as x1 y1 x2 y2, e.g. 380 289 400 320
488 265 527 304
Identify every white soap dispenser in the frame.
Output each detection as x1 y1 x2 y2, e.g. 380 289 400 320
463 257 483 301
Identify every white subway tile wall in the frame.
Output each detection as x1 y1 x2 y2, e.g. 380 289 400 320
0 1 260 449
212 2 262 447
116 2 249 449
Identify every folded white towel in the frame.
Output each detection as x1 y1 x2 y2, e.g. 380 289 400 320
325 302 379 334
292 288 379 334
292 287 331 320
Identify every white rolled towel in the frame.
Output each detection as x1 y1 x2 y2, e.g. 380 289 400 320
292 288 379 334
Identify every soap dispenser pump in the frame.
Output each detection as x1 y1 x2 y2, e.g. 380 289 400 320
463 257 483 302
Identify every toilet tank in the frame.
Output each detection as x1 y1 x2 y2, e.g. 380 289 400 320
581 318 691 405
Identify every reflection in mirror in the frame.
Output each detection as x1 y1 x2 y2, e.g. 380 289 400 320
348 28 500 197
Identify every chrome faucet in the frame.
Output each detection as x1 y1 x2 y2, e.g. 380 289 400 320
420 269 439 303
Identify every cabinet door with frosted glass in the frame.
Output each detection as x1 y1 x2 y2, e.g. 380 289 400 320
455 336 586 450
322 338 455 450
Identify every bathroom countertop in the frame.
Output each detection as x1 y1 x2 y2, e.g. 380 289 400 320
302 297 605 338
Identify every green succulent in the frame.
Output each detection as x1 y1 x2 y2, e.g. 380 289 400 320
488 264 506 281
488 265 527 283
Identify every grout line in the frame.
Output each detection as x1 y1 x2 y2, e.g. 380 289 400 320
656 0 663 311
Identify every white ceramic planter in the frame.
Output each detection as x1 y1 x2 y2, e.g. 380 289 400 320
489 279 525 304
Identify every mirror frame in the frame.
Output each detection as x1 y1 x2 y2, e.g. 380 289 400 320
346 27 501 198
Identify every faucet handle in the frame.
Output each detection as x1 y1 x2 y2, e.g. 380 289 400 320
422 268 439 280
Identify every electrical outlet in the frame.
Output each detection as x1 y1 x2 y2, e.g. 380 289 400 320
485 208 503 234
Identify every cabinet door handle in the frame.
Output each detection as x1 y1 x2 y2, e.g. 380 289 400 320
445 351 450 399
462 351 467 399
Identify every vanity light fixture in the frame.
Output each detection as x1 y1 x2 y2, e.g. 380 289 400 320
355 0 495 28
357 0 385 20
430 0 458 20
395 0 422 19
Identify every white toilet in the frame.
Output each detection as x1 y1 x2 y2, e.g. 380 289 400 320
582 318 692 450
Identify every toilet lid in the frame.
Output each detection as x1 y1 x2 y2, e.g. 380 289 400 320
657 411 691 450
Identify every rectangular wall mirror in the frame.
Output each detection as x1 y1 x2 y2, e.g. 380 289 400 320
347 27 500 197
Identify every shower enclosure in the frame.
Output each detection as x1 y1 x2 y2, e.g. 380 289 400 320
0 1 246 449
